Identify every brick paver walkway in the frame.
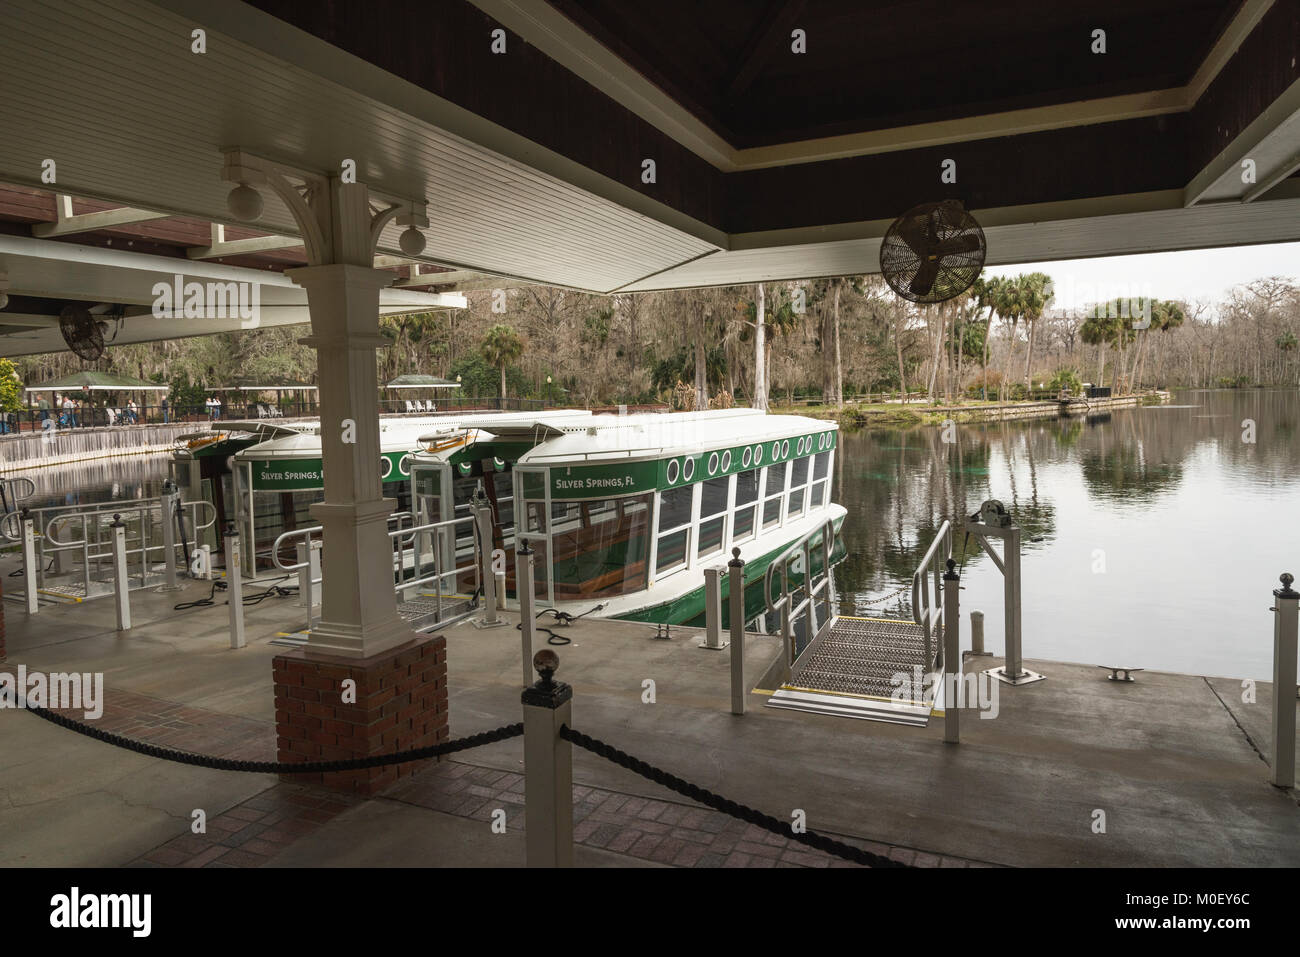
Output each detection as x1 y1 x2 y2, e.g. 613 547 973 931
12 677 994 868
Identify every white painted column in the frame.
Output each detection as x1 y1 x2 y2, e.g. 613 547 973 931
287 263 412 659
1270 573 1298 789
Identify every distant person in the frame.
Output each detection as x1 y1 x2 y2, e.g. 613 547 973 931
62 394 77 428
37 395 50 423
205 396 214 420
161 396 169 424
127 398 138 424
213 395 222 420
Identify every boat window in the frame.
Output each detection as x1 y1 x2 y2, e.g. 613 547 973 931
734 469 759 506
698 516 724 558
700 477 728 518
787 456 809 519
656 484 694 575
733 504 756 541
658 485 693 533
813 450 831 481
519 471 547 534
811 480 828 509
763 462 787 529
656 529 688 574
790 455 810 488
551 492 654 600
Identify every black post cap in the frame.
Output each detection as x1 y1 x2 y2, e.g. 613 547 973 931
1277 572 1298 600
944 557 959 580
729 546 744 568
522 649 572 708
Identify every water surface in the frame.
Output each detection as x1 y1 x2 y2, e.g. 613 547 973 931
832 389 1299 680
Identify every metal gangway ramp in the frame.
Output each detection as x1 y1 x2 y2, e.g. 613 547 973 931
763 520 952 726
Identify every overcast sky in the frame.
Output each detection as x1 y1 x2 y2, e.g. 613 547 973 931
983 240 1300 317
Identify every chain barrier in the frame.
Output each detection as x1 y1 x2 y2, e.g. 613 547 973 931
857 582 912 606
559 724 906 868
21 701 521 773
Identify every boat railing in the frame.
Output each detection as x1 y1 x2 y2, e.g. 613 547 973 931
763 517 838 676
911 520 953 672
21 498 216 599
270 513 481 620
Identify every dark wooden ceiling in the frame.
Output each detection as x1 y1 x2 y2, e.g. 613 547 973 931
546 0 1245 147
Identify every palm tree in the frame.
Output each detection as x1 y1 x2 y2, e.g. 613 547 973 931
1018 273 1055 391
1080 310 1121 389
972 276 1002 400
480 324 525 403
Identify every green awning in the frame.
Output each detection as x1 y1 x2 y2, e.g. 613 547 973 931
24 371 169 392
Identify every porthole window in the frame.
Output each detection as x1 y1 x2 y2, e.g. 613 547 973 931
666 459 680 484
721 450 732 472
754 445 763 465
771 441 780 460
380 456 393 479
683 457 695 482
398 454 412 477
818 433 825 450
742 446 753 468
708 452 719 475
781 439 790 459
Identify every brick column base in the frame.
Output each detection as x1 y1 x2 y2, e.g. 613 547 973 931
272 634 448 795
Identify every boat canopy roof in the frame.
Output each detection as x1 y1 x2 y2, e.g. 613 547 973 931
237 417 456 460
517 409 831 466
415 409 593 444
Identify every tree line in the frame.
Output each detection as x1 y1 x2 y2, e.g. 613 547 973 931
7 274 1298 411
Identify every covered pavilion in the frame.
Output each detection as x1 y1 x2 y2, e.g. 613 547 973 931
1 0 1298 792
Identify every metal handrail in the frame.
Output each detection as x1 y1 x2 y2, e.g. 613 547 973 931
911 520 953 672
763 517 838 672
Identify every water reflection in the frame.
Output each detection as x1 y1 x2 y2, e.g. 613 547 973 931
10 454 172 510
832 390 1300 680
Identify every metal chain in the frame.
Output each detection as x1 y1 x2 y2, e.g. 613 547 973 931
560 724 906 868
21 702 521 774
857 581 912 606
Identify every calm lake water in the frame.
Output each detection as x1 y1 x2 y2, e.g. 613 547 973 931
832 389 1300 681
11 391 1295 680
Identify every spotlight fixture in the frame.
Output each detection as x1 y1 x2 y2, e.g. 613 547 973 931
227 183 264 221
398 225 426 257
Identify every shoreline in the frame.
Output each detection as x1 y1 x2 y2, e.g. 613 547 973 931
777 390 1171 428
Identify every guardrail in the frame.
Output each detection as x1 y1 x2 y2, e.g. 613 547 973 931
911 520 953 672
269 511 481 627
3 496 216 602
763 518 838 678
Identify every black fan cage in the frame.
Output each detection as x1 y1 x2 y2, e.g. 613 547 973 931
59 305 105 361
880 201 986 304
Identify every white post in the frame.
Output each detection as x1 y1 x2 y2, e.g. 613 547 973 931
522 650 574 867
157 483 182 591
699 565 729 650
1270 573 1298 789
1003 525 1023 678
225 524 245 650
728 548 746 714
196 544 213 581
22 514 39 615
110 514 131 631
517 542 536 687
968 609 990 657
471 488 504 629
943 558 960 744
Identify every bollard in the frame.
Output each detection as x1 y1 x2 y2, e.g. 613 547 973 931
295 539 322 627
157 482 182 592
471 489 504 629
522 650 574 867
942 558 960 744
21 512 38 615
195 544 213 581
1270 572 1298 789
728 548 746 715
496 570 507 611
224 523 245 650
968 609 991 657
517 542 536 687
699 565 729 650
110 514 131 631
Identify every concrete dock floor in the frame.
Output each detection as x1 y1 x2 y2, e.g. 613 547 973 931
1 552 1297 868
